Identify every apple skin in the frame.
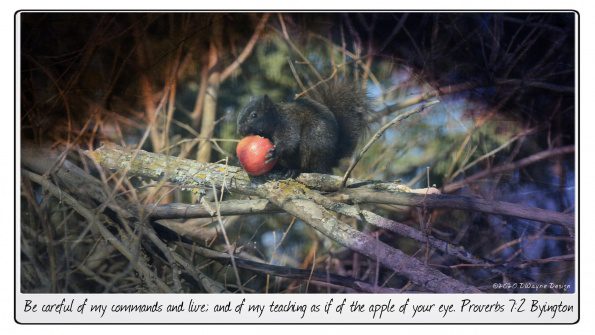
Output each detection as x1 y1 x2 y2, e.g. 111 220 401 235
236 135 278 176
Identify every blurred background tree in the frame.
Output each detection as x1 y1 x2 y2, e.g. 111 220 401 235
20 12 575 293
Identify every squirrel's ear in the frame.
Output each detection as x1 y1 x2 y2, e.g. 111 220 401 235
262 94 273 106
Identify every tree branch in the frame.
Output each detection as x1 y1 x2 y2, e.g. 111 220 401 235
178 242 402 293
87 143 574 228
337 189 574 229
220 13 271 81
145 199 281 219
443 145 575 193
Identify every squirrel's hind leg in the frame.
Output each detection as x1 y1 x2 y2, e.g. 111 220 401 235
299 123 339 174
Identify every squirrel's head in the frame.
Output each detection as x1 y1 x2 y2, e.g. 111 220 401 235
237 95 278 137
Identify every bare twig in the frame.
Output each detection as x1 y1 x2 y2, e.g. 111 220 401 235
443 145 575 193
210 183 245 293
341 99 439 187
220 13 271 81
449 127 539 182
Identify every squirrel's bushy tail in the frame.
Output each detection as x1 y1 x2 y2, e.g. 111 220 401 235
309 82 369 160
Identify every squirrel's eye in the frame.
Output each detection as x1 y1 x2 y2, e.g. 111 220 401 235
250 112 257 118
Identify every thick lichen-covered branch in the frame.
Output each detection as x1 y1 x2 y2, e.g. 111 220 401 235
88 144 575 228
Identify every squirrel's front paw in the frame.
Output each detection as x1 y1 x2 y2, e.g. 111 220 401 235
282 169 300 179
265 146 278 164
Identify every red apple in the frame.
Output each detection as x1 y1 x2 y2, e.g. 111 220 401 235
236 135 277 176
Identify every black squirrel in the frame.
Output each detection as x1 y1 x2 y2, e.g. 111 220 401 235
236 82 368 176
